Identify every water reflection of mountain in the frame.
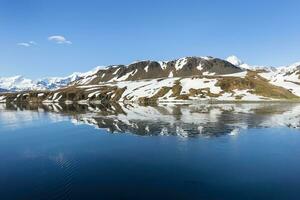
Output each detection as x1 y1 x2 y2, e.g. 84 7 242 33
1 102 300 137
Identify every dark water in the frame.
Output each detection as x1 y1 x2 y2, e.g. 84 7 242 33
0 102 300 200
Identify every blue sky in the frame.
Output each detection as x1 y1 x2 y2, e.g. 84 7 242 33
0 0 300 78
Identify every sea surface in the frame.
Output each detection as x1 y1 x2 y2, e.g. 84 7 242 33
0 102 300 200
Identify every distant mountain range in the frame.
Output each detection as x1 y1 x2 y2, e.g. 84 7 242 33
0 88 8 93
0 67 101 92
1 56 300 103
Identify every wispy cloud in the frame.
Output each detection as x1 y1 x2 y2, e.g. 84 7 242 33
17 41 37 47
48 35 72 44
17 42 30 47
29 41 37 45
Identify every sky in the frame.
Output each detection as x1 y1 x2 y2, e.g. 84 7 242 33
0 0 300 78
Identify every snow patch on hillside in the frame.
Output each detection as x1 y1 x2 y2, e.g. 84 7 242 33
180 78 221 94
220 71 248 78
175 57 188 70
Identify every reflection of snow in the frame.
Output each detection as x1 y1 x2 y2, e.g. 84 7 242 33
176 126 189 138
160 127 169 136
1 102 300 137
198 126 203 134
69 103 300 138
260 104 300 128
0 104 69 130
0 110 43 129
229 128 240 136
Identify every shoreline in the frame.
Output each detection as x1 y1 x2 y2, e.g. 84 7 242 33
2 99 300 105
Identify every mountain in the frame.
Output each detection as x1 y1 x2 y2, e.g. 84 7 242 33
74 56 242 85
0 67 102 92
225 56 300 97
0 76 37 92
0 88 8 93
259 62 300 97
0 75 77 92
1 56 300 103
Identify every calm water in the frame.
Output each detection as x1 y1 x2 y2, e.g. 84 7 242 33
0 102 300 199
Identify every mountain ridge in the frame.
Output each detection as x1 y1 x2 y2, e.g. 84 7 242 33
1 55 300 103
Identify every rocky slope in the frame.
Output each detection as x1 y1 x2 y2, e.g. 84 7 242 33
0 56 300 103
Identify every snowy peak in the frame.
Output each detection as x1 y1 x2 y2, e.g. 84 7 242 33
1 55 300 102
278 62 300 73
226 55 255 70
226 55 244 66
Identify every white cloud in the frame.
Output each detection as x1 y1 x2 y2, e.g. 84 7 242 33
17 42 31 47
17 41 37 47
48 35 72 44
29 41 37 45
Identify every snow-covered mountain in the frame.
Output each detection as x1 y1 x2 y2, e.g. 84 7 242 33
259 62 300 96
0 75 78 92
73 56 242 85
225 55 300 97
0 66 102 92
1 55 300 103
